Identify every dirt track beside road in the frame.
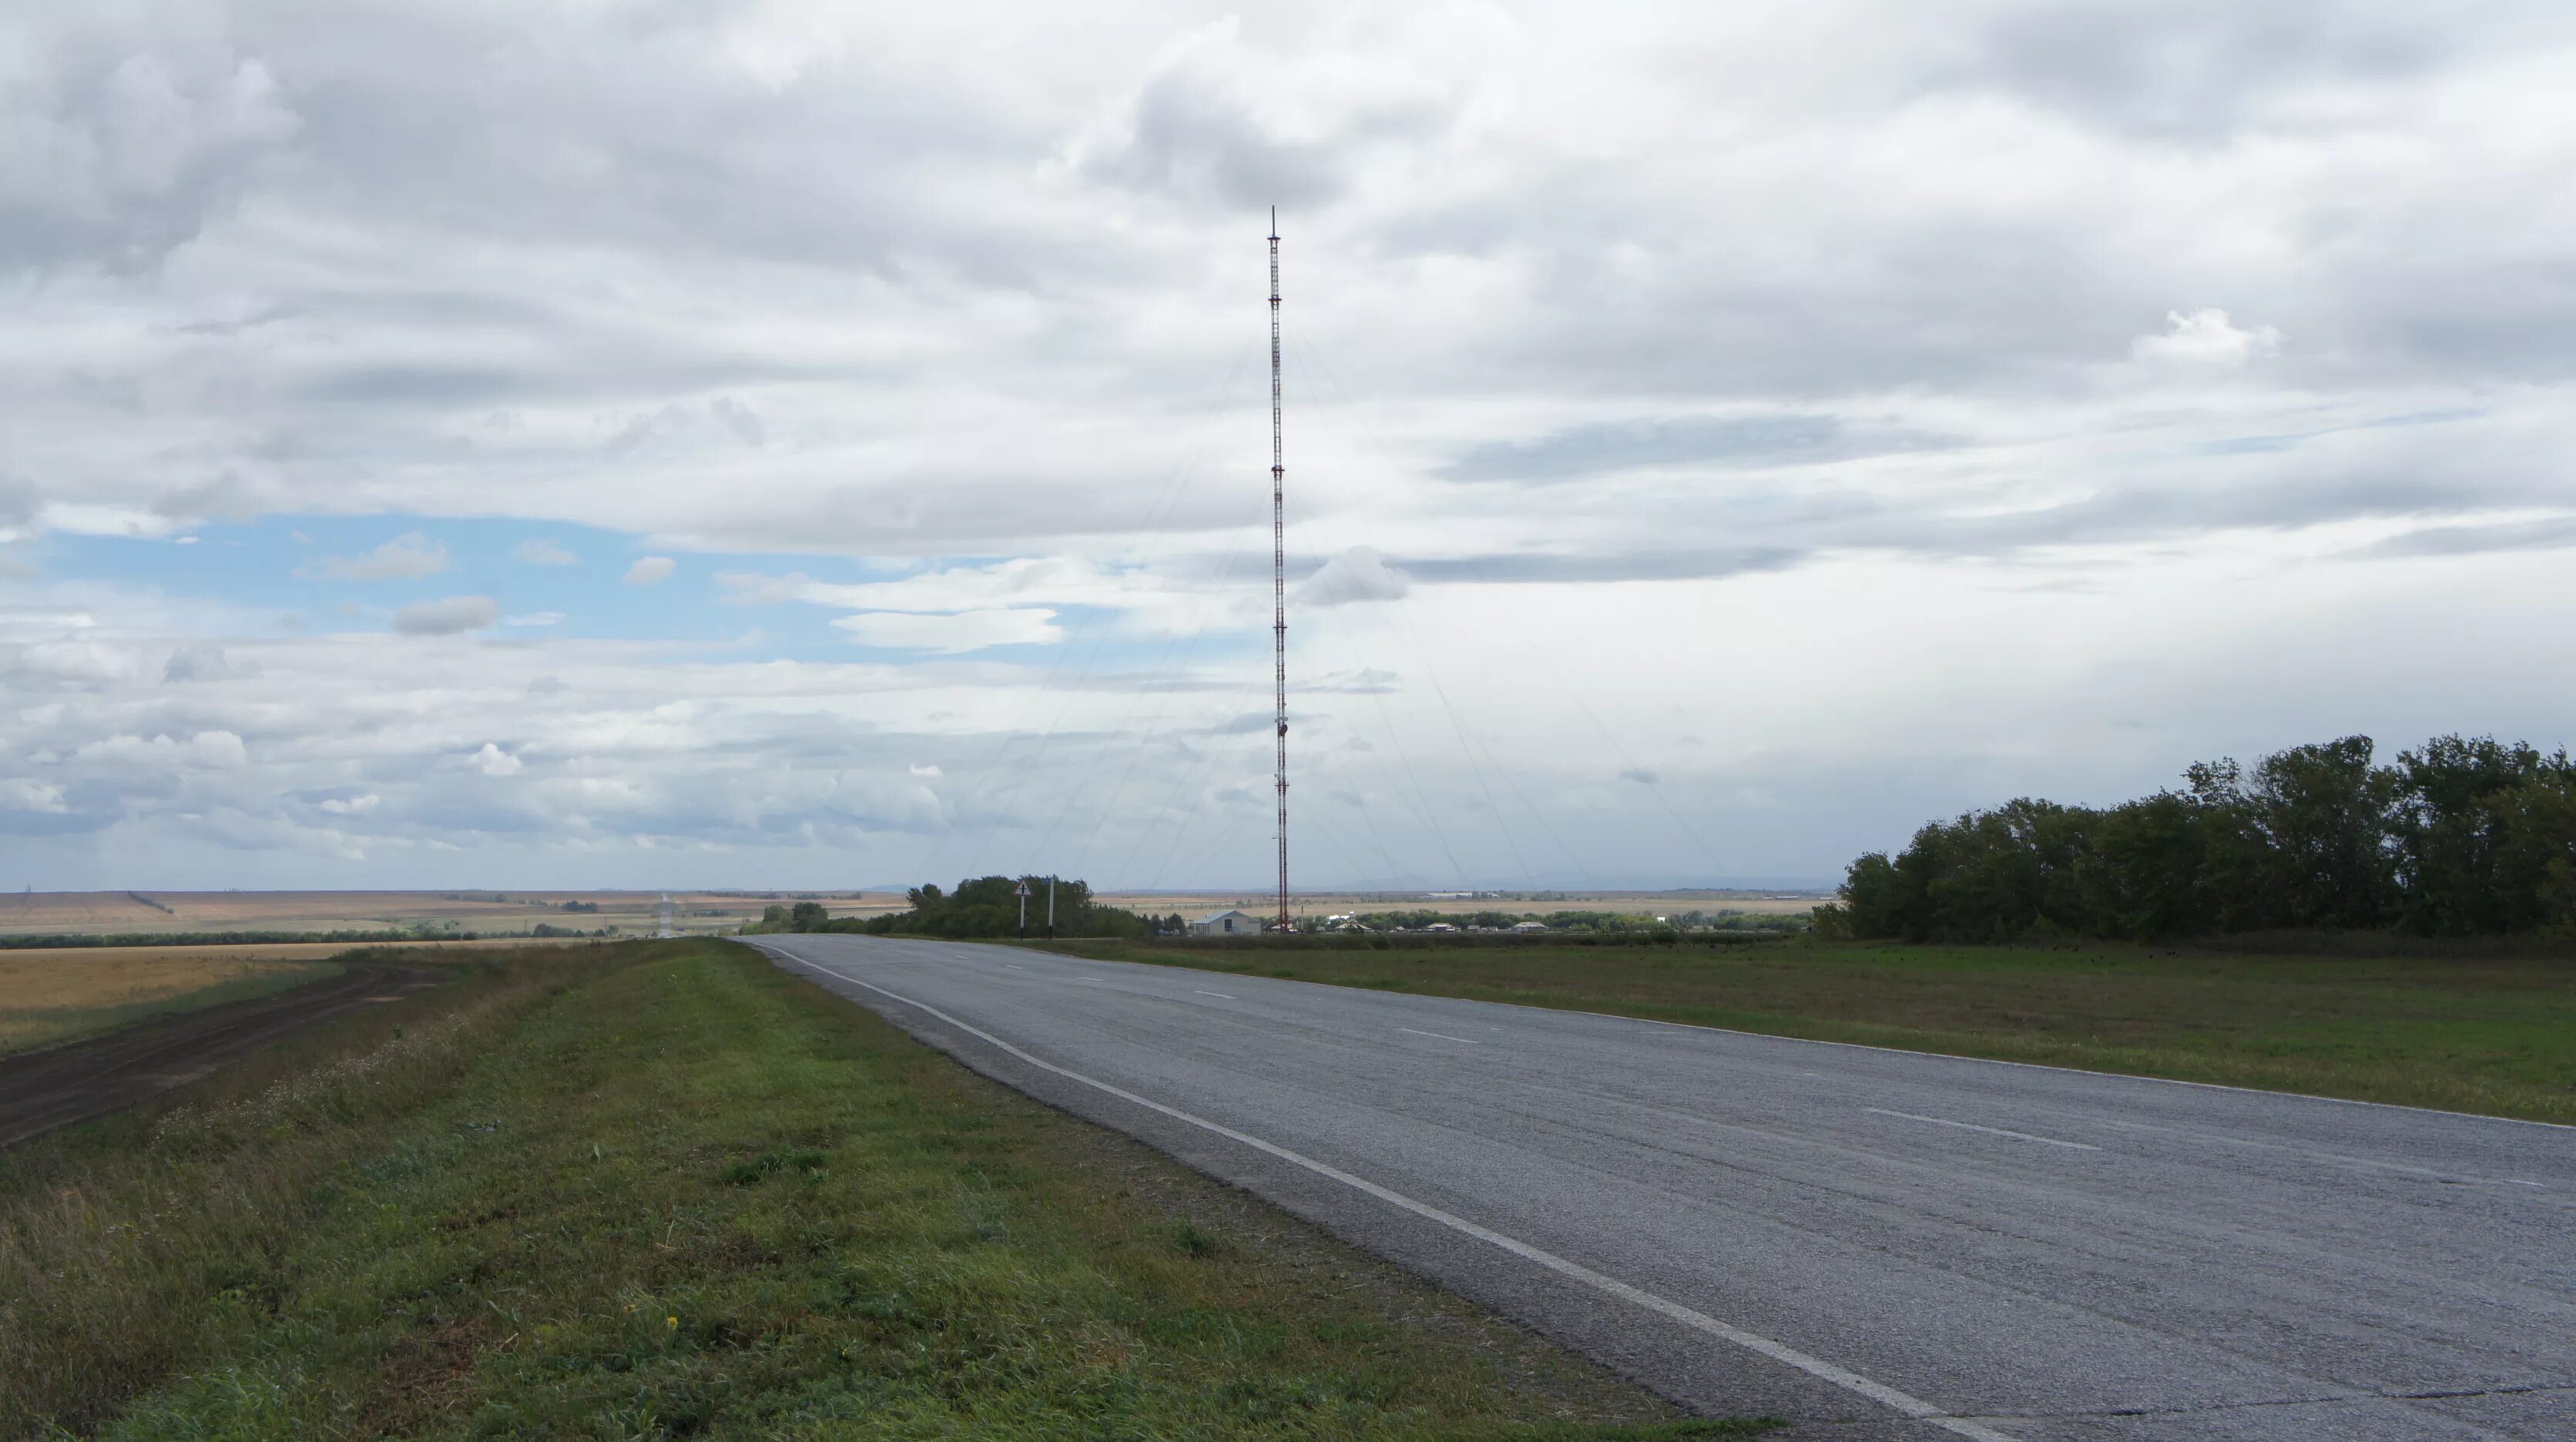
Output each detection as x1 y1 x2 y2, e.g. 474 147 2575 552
0 962 441 1150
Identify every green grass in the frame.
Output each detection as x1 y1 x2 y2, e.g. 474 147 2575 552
1 941 1771 1440
0 961 342 1057
1028 937 2576 1125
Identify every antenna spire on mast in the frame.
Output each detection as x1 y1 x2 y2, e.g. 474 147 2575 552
1268 212 1290 933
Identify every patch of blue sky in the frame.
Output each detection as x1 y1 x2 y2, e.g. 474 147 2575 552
2197 407 2486 458
2198 434 2301 455
38 514 1267 669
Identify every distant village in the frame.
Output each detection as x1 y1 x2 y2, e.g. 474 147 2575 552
1179 907 1806 937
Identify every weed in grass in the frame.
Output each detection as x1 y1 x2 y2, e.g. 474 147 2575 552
716 1149 826 1185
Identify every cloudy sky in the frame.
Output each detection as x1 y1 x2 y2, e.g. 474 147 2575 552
5 2 2574 894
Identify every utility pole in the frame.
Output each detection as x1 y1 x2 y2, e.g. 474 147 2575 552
1269 206 1291 935
1047 874 1056 939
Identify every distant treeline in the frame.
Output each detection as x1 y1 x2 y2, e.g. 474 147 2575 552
743 877 1153 940
1819 735 2576 943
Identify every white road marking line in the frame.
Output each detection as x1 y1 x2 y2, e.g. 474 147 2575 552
769 948 2015 1442
2095 1118 2551 1189
1398 1027 1479 1044
1867 1108 2098 1151
1193 990 1236 999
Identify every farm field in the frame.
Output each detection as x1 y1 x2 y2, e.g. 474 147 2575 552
0 940 1765 1441
0 938 602 1055
0 890 907 941
0 951 338 1056
1035 937 2576 1125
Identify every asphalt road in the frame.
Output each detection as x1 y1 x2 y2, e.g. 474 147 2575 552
0 961 440 1149
750 935 2576 1441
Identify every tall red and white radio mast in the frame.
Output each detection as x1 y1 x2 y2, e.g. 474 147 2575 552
1268 209 1290 933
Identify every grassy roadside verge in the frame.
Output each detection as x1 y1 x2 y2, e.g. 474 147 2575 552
4 940 1766 1440
1024 937 2576 1125
0 958 343 1057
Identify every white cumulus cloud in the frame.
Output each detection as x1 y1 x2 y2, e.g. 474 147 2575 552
624 556 676 585
73 730 247 770
0 779 69 813
2131 309 2282 367
1296 546 1410 607
164 642 255 682
469 743 523 776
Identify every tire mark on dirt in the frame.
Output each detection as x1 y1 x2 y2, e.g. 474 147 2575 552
0 962 442 1149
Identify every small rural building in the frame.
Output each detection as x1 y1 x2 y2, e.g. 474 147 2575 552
1190 909 1256 936
1509 920 1547 933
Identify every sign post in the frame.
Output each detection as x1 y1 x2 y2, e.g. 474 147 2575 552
1015 879 1031 938
1047 876 1056 939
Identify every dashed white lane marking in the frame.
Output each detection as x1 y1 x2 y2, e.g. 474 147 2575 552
1867 1108 2099 1151
770 948 2017 1442
1193 989 1237 999
1397 1027 1480 1044
2095 1117 2553 1189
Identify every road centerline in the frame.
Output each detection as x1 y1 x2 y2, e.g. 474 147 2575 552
1866 1108 2100 1151
1397 1026 1480 1044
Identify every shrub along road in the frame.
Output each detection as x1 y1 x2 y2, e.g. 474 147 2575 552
753 933 2576 1442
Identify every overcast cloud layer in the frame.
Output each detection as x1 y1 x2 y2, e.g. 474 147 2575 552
5 1 2575 892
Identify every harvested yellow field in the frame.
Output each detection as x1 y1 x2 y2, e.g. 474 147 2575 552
0 890 902 940
0 952 319 1014
0 937 591 1055
0 952 329 1055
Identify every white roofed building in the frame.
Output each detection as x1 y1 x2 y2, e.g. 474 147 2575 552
1190 909 1256 936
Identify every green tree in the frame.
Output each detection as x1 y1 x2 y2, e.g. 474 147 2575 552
1837 850 1920 939
2388 736 2573 935
2247 736 2392 929
864 877 1149 940
2497 767 2576 930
